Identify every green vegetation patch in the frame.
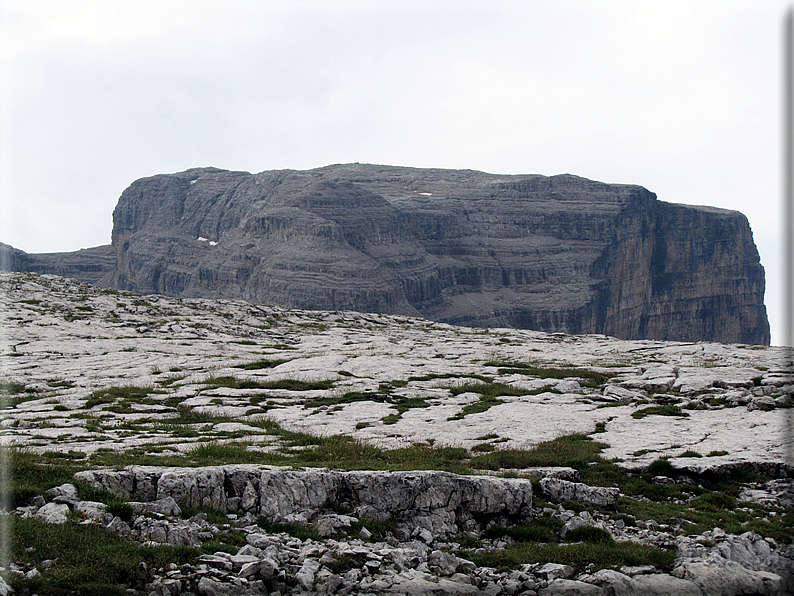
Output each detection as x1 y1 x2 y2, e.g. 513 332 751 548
86 385 158 409
382 397 432 425
471 433 606 471
446 382 533 420
450 382 531 400
233 358 290 370
304 387 433 426
10 518 198 596
483 360 615 388
471 443 496 453
1 380 31 395
464 540 675 573
447 396 503 420
631 405 689 419
9 450 83 508
407 372 493 383
484 518 564 543
202 376 334 391
159 406 231 426
304 391 390 409
564 526 615 544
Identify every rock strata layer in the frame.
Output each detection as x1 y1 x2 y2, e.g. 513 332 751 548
0 241 115 287
1 163 770 343
74 466 534 538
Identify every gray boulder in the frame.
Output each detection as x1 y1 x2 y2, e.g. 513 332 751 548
540 477 619 507
428 550 460 576
74 500 108 523
536 563 576 581
386 574 481 595
673 560 784 596
45 483 78 505
631 574 702 596
538 579 606 595
129 496 182 517
295 558 321 591
35 502 69 524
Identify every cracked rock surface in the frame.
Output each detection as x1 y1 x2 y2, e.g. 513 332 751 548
0 272 791 470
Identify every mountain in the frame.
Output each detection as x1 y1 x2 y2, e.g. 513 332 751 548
1 163 770 344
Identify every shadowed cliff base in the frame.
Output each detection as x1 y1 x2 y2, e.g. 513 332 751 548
1 164 770 344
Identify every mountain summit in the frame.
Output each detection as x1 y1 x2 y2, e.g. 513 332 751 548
2 164 770 344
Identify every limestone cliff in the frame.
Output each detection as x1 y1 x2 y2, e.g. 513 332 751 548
2 164 770 344
0 242 115 287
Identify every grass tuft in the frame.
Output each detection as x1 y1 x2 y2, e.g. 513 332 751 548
86 386 155 409
631 404 688 419
233 358 290 370
464 540 675 572
482 360 615 388
10 518 198 595
202 376 334 391
470 434 605 471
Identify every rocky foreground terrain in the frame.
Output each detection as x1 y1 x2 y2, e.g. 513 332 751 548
0 271 792 595
0 163 771 344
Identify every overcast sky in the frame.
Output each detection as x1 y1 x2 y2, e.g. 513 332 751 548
0 0 789 344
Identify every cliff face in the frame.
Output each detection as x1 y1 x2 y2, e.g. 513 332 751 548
589 201 769 344
0 242 116 287
2 164 770 344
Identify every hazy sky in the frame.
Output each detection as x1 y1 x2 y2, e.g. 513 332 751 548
0 0 789 344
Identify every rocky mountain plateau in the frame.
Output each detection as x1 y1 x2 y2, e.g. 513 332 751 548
0 163 771 344
0 271 792 595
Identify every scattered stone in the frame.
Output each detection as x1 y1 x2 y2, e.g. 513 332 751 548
602 385 642 403
24 569 41 580
294 559 320 591
130 497 182 517
46 483 79 505
535 563 575 581
428 550 459 576
560 511 599 537
35 502 70 524
538 578 605 595
74 500 108 523
539 478 619 507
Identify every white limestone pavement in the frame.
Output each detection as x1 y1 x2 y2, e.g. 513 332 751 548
1 271 792 475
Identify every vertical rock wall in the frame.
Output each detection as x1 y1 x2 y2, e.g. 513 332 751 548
591 199 769 344
1 164 770 344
